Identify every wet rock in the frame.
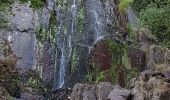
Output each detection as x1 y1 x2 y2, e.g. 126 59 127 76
108 85 130 100
70 82 113 100
83 0 106 46
42 41 55 87
65 45 89 87
130 69 170 100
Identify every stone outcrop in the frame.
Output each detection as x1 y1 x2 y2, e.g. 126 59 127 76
130 69 170 100
129 45 170 100
70 82 113 100
128 47 146 71
10 2 34 32
108 85 130 100
148 45 170 70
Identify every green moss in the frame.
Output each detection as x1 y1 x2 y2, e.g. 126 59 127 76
77 6 85 33
106 39 127 66
132 0 170 47
119 0 133 12
95 71 105 83
20 0 45 9
71 48 78 73
36 12 57 43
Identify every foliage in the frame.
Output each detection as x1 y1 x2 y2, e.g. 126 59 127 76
86 40 137 85
106 39 128 66
132 0 169 13
36 12 57 42
77 6 85 33
0 0 14 28
95 71 105 83
20 0 45 9
126 68 139 83
139 2 170 47
36 26 46 42
119 0 133 12
71 48 78 73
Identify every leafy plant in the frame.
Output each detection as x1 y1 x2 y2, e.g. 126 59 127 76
20 0 46 9
132 0 170 47
0 0 14 28
139 3 170 47
119 0 133 12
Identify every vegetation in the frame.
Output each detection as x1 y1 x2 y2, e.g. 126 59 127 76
86 40 139 86
20 0 46 9
0 0 14 28
71 48 78 73
119 0 133 12
132 0 170 47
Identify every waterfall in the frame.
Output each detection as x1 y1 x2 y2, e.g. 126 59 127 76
127 7 139 28
53 0 77 89
83 0 106 51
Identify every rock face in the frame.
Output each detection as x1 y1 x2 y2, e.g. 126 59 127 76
128 47 146 71
10 2 34 32
129 45 170 100
65 46 89 87
130 69 170 100
70 82 113 100
1 1 37 74
148 45 170 70
92 41 112 71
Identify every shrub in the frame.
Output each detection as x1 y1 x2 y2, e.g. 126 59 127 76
139 4 170 47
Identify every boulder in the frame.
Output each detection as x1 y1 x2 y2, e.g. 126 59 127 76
96 82 114 100
130 69 170 100
70 82 113 100
10 1 34 32
70 83 95 100
108 85 130 100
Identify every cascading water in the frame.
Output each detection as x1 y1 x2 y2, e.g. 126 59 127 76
127 7 139 28
83 0 106 52
53 0 77 89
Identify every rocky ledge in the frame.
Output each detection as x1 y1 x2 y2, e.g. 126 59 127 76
68 45 170 100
